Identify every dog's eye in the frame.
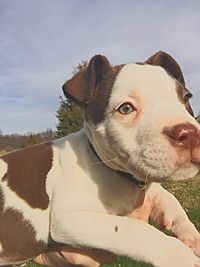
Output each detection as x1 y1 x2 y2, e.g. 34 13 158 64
117 103 135 114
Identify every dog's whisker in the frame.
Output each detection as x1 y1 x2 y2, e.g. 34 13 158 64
136 162 143 178
87 129 101 132
134 160 140 173
90 157 118 165
144 169 150 184
127 155 151 186
113 158 120 180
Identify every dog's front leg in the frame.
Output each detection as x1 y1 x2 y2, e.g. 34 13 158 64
51 211 200 267
148 183 200 257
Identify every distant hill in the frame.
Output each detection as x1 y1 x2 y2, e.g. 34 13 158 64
0 130 55 151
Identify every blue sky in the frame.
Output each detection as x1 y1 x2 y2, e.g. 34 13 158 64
0 0 200 134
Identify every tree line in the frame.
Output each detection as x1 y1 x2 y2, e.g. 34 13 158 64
0 129 55 151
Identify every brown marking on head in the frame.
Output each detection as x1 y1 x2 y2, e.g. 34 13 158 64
62 55 124 124
146 51 194 116
145 51 185 85
0 207 47 262
2 143 53 210
85 64 124 124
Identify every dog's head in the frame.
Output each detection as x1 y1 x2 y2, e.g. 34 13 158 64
62 51 200 182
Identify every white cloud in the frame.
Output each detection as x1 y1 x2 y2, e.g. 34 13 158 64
0 0 200 134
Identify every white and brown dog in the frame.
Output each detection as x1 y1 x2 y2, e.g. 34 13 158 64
0 51 200 267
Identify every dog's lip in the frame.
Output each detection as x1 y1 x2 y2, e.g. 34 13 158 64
166 149 200 167
191 150 200 164
130 160 199 182
176 155 191 166
191 159 200 164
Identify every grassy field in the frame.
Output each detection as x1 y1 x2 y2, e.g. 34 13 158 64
21 174 200 267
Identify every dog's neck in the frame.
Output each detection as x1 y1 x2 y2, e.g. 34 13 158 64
84 122 126 171
84 123 146 189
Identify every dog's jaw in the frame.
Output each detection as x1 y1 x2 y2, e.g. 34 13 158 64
84 122 128 173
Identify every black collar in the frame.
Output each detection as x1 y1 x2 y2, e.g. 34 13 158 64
88 141 146 189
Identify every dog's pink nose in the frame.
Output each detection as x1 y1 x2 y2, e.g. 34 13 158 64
164 123 200 149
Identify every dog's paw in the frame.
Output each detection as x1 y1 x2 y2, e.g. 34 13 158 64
168 216 200 257
161 237 200 267
175 241 200 267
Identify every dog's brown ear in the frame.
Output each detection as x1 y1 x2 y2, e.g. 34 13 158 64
146 51 194 116
145 51 185 85
62 55 112 106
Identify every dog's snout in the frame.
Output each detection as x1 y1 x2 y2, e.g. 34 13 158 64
164 123 200 150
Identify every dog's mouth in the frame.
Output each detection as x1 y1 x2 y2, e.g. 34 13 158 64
108 150 199 184
123 150 200 183
170 144 200 166
191 147 200 164
139 162 198 183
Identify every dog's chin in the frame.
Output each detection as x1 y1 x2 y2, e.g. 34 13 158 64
128 161 199 183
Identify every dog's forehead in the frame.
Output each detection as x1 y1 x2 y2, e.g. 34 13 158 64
86 62 183 125
110 63 177 105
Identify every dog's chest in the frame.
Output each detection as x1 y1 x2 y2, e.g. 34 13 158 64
126 189 151 222
51 133 147 217
104 186 148 216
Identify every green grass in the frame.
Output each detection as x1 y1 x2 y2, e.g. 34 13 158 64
24 257 153 267
17 175 200 267
102 257 153 267
0 150 6 157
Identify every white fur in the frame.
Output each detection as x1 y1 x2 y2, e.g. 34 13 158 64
0 159 7 180
0 242 3 253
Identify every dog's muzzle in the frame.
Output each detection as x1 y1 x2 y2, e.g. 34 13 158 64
163 123 200 163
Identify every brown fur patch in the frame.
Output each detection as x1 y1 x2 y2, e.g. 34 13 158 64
85 65 124 124
145 51 194 116
145 51 185 85
176 82 194 116
2 143 53 209
0 207 47 262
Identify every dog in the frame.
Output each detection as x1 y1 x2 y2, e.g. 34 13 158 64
0 51 200 267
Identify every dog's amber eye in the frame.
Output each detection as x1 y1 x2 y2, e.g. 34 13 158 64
117 103 135 114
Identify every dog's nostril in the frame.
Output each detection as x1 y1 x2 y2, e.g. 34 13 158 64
163 123 200 149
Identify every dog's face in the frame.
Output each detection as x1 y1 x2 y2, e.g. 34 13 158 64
62 51 200 182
